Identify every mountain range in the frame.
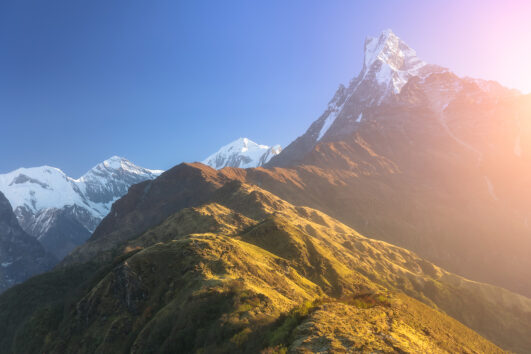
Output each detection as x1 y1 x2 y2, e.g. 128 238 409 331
0 156 162 260
0 139 278 291
0 139 279 259
6 164 531 353
1 29 531 353
263 29 531 299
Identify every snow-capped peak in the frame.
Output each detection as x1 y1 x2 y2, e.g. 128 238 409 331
102 155 128 170
78 156 163 183
0 157 163 232
100 155 163 174
229 138 268 153
203 138 282 169
362 29 427 93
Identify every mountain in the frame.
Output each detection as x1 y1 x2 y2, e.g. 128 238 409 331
0 192 56 293
203 137 281 169
270 29 518 167
0 156 163 260
56 163 531 352
2 29 531 353
2 171 529 352
254 29 531 299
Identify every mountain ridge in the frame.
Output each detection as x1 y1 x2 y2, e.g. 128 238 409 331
268 29 518 168
0 156 162 260
2 177 528 352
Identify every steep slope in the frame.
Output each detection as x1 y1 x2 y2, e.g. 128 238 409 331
247 29 531 298
3 181 528 352
236 97 531 297
30 207 92 260
62 163 233 265
0 192 56 293
269 29 517 168
203 137 281 169
0 156 162 259
51 163 531 352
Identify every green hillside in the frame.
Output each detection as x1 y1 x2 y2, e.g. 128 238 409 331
1 181 529 353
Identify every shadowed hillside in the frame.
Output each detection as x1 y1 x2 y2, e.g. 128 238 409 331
2 180 530 353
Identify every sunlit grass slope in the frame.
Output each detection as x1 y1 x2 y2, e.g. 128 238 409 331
1 181 529 353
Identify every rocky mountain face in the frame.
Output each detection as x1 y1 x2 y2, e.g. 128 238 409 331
0 192 56 293
203 137 281 169
0 156 162 260
256 29 531 298
2 173 530 352
270 29 518 167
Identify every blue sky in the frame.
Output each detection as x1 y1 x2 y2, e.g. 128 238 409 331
1 0 530 176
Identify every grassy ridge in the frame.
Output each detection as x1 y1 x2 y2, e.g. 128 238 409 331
0 182 527 353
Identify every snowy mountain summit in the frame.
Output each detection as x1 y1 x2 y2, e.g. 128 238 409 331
362 29 429 94
76 156 163 210
0 156 163 259
203 138 281 169
270 29 517 167
311 29 442 144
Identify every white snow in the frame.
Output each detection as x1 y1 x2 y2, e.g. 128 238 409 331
318 110 340 141
0 157 163 222
362 29 427 94
270 145 282 155
102 156 123 170
0 166 87 214
203 138 281 169
375 62 393 86
77 156 163 184
356 113 363 123
1 262 13 268
316 86 356 141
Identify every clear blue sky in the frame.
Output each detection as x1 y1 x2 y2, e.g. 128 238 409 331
1 0 530 176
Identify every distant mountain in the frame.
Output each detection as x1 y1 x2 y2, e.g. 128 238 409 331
203 138 281 169
0 156 162 260
0 191 56 293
